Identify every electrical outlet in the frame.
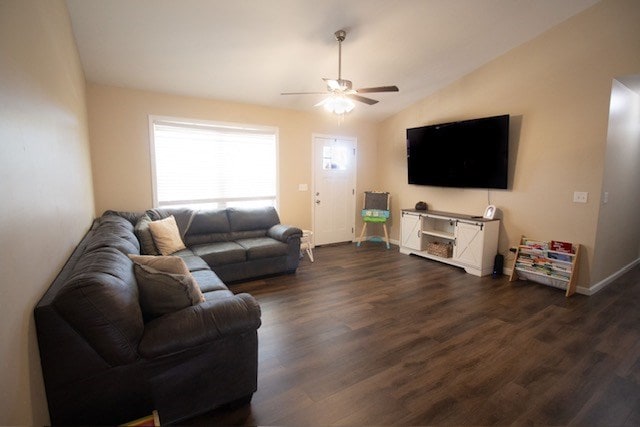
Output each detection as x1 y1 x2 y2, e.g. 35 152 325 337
573 191 588 203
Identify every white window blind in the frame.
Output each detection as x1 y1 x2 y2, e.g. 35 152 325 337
151 118 277 208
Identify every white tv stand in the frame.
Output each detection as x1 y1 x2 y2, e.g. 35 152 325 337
399 209 500 276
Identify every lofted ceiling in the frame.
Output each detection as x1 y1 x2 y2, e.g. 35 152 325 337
65 0 600 122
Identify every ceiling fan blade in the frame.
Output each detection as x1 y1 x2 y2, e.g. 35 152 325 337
347 94 378 105
281 92 328 95
355 85 399 93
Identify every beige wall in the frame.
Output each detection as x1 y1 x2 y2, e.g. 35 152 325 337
592 79 640 284
0 0 94 424
377 0 640 289
87 84 379 229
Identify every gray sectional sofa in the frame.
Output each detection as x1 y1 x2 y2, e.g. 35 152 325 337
144 206 302 282
34 206 302 425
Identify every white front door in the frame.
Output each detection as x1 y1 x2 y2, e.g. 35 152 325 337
312 136 356 245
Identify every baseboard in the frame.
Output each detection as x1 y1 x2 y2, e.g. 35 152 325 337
504 258 640 296
583 257 640 295
574 285 592 295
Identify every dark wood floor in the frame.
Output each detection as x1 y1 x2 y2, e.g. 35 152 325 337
184 243 640 426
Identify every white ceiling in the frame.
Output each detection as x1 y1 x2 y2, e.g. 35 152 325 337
66 0 600 122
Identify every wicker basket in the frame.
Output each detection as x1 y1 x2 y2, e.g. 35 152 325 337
426 241 453 258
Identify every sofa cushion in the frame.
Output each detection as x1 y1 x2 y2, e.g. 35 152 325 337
191 242 246 266
191 269 228 293
236 237 289 260
176 253 211 272
203 289 235 301
133 263 205 320
134 214 159 255
148 215 187 255
55 247 144 365
228 230 267 240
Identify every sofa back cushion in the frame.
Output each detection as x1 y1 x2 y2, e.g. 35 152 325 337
53 214 144 366
146 208 195 238
87 214 141 255
183 209 231 245
135 214 160 255
148 207 282 246
227 207 280 232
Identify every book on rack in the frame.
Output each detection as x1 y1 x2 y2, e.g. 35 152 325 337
550 240 573 253
547 251 572 262
522 239 549 250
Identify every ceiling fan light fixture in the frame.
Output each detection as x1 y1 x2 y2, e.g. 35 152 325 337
322 95 355 115
281 29 398 115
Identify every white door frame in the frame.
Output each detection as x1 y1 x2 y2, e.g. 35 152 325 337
311 133 357 245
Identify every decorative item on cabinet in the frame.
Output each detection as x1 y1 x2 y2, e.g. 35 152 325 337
483 205 496 219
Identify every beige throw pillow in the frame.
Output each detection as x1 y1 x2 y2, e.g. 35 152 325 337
132 263 205 319
148 215 186 255
128 254 190 275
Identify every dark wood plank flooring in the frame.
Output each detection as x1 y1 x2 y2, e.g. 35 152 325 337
184 243 640 426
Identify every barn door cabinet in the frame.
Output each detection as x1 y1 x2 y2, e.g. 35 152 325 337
399 209 500 277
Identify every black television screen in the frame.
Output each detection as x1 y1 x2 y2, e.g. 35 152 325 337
406 114 509 189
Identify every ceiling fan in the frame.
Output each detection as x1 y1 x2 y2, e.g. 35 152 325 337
281 29 399 114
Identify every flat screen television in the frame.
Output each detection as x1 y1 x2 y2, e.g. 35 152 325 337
406 114 509 189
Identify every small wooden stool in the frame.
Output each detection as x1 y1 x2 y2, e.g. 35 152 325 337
300 230 314 262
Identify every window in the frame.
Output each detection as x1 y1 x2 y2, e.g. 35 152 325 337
322 145 350 170
150 117 277 209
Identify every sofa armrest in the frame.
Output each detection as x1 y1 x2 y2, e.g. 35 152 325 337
268 224 302 242
138 293 261 358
